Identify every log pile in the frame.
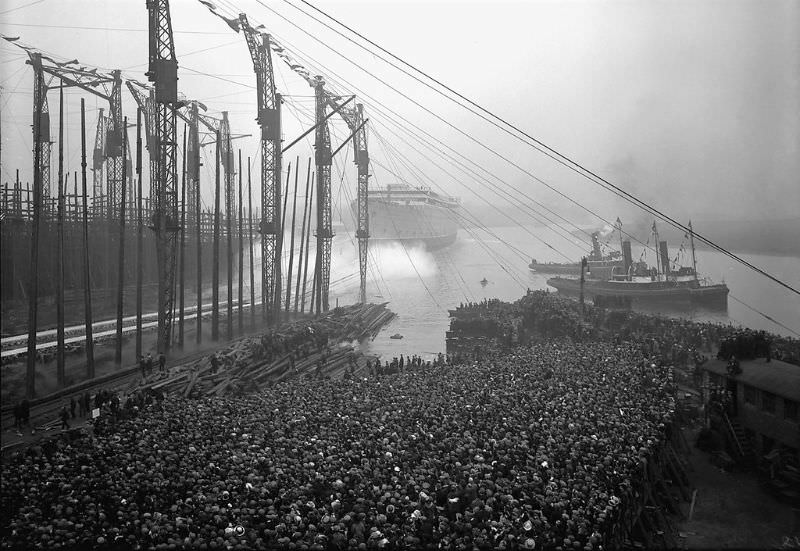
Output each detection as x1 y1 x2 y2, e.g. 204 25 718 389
132 303 393 398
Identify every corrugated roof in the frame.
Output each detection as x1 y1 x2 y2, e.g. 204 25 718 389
703 358 800 402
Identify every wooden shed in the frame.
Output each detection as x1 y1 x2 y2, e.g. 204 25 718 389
702 357 800 456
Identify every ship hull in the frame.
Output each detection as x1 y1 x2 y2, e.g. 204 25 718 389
529 262 582 275
529 260 623 276
547 276 729 309
347 197 459 251
369 232 458 251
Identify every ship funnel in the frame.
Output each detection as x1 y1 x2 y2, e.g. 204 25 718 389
622 241 632 276
659 241 670 275
591 232 602 259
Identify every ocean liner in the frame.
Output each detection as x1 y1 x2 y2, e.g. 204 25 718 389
351 184 461 250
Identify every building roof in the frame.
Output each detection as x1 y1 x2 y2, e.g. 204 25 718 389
704 358 800 402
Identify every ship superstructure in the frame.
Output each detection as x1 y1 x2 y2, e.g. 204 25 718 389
350 184 461 250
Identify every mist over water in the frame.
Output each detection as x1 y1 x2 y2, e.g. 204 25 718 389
320 225 800 362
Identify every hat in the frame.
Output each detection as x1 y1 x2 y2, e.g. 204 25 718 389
523 538 536 549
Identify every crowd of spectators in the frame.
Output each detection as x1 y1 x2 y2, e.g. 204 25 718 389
449 290 799 367
2 339 673 550
3 290 797 550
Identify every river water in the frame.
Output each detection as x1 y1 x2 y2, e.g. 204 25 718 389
321 225 800 361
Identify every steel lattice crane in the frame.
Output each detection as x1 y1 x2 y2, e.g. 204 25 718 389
91 109 109 216
185 100 201 225
29 62 125 220
313 76 333 313
27 54 51 217
126 82 156 192
131 80 217 223
146 0 180 352
239 14 282 323
325 97 370 304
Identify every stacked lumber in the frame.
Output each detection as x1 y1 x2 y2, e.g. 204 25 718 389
133 303 394 399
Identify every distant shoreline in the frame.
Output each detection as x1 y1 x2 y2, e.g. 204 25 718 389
473 218 800 259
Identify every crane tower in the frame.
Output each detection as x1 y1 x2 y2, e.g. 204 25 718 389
239 14 282 323
313 77 333 313
146 0 180 352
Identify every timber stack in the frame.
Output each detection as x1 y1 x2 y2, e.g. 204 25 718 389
130 303 394 398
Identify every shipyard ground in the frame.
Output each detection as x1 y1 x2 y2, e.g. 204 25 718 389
677 427 799 549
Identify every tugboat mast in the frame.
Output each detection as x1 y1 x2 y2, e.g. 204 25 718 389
652 220 661 278
688 219 699 281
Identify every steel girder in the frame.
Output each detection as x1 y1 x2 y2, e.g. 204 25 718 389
314 78 333 313
91 109 108 217
147 0 180 352
240 14 281 324
325 96 370 304
36 62 124 220
29 54 51 219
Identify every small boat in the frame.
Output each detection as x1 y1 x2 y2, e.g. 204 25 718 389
480 278 488 286
390 333 404 340
547 221 729 310
529 231 622 276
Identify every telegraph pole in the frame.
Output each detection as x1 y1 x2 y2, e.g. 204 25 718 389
294 158 311 313
212 131 221 340
81 99 95 378
136 109 143 360
285 158 300 312
238 149 244 330
247 158 255 325
56 82 65 387
114 119 128 364
178 125 187 346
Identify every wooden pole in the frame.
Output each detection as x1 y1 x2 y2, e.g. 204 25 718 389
294 158 311 313
309 264 316 316
275 161 291 325
247 157 255 325
212 130 221 340
114 118 128 364
226 141 233 342
81 99 95 378
238 149 244 330
15 169 20 217
25 65 44 398
135 109 143 360
196 137 203 344
300 173 314 314
56 82 65 387
285 156 301 312
178 124 187 346
579 256 586 314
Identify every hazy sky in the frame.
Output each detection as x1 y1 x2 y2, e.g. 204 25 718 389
1 0 798 235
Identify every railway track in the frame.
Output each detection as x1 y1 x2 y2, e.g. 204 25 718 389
0 321 272 453
1 300 255 360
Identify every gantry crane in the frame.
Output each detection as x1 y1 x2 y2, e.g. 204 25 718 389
185 100 201 225
91 109 109 216
130 78 238 344
42 64 122 219
27 53 51 217
325 96 370 304
239 14 282 323
146 0 180 352
33 63 124 220
312 77 333 313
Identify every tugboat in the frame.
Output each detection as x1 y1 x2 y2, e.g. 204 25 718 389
529 231 622 276
547 221 729 309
